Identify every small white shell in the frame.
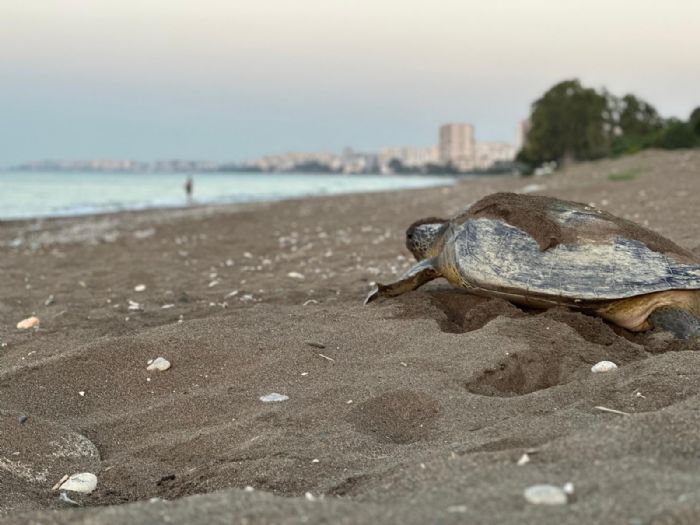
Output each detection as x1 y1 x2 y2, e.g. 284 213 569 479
524 484 568 505
591 361 618 373
17 316 40 330
59 472 98 494
59 491 80 505
134 284 146 292
260 393 289 403
146 357 171 372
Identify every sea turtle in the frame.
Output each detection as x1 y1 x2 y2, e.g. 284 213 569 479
365 192 700 339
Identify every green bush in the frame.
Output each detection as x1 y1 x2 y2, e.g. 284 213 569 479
652 120 698 149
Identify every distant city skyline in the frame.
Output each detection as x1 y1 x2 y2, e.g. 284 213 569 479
3 0 700 166
12 121 520 174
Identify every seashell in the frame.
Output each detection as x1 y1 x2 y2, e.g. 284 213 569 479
58 472 97 494
17 316 40 330
259 393 289 403
146 357 171 372
524 484 568 505
517 453 530 466
591 360 618 373
59 492 79 505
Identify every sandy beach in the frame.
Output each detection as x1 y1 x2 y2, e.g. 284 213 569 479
2 149 700 524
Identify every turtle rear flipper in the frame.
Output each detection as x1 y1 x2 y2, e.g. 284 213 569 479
365 258 440 304
649 306 700 340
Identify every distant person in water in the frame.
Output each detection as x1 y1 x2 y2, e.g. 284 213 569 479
184 176 193 204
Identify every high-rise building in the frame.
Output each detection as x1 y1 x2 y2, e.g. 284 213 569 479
439 123 475 169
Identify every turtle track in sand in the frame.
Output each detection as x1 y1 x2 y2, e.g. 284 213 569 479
389 288 695 399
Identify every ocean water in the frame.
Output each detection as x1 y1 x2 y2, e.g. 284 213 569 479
0 171 454 220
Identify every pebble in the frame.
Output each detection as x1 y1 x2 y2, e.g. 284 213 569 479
524 484 568 505
591 360 618 373
57 472 98 494
287 272 305 280
17 316 40 330
146 357 171 372
127 300 143 311
260 393 289 403
134 284 146 292
45 295 55 306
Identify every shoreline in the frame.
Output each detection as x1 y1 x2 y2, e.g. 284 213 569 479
0 171 461 223
2 149 700 524
0 180 459 240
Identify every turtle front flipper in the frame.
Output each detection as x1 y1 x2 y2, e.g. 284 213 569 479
364 257 441 304
649 306 700 340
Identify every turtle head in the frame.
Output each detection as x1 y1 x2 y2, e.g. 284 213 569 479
405 217 449 260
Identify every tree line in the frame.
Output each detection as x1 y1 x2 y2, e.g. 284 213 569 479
517 79 700 171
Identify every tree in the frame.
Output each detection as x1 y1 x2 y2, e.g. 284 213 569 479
518 79 699 170
617 94 664 137
690 107 700 136
387 158 405 173
519 79 611 166
608 94 664 155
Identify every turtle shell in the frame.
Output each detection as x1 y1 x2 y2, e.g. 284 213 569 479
441 193 700 306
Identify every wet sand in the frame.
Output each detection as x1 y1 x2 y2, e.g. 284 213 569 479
1 149 700 524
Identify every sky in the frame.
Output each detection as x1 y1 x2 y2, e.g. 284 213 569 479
2 0 700 166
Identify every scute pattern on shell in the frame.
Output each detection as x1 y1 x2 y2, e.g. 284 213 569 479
447 217 700 303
